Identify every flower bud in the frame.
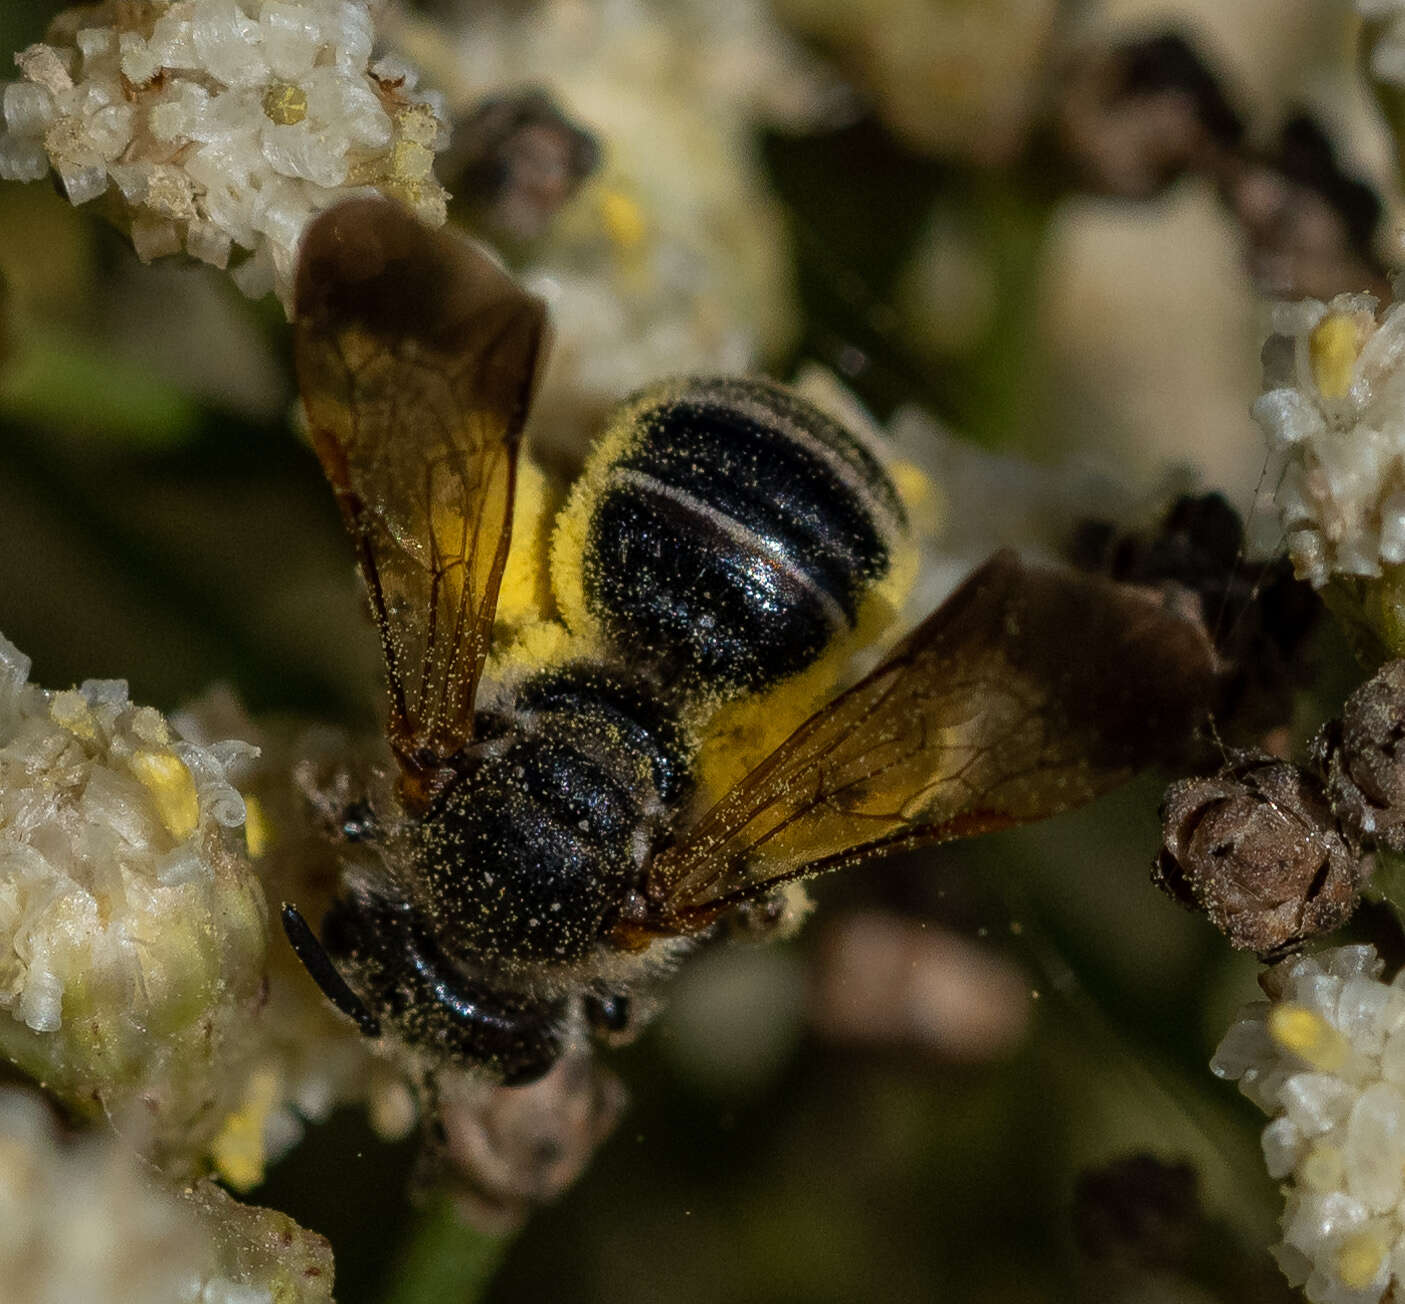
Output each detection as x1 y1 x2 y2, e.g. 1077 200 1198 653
0 634 266 1172
1313 659 1405 855
1155 752 1363 955
0 1085 333 1302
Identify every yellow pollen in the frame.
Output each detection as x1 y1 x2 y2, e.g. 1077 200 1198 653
389 137 434 184
262 83 308 127
1336 1230 1388 1289
242 793 272 858
1300 1142 1344 1191
48 690 96 742
129 750 200 841
890 459 934 511
1268 1003 1350 1071
598 187 646 251
1309 312 1365 400
395 103 439 147
209 1066 280 1192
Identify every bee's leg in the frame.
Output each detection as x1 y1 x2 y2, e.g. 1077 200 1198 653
280 901 382 1036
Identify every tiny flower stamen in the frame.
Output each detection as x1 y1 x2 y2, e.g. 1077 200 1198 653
242 793 272 858
1269 1001 1351 1071
1309 311 1368 399
262 83 308 127
129 750 200 841
1337 1229 1388 1289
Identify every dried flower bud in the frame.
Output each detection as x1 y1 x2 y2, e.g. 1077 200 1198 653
445 89 600 242
1056 32 1385 302
1216 115 1388 303
1056 33 1242 199
1313 660 1405 855
1071 492 1318 744
434 1049 626 1234
1155 753 1363 955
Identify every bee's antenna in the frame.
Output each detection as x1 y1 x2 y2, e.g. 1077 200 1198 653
281 902 382 1037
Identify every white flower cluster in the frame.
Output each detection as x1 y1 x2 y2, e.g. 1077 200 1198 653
390 0 841 455
0 631 267 1168
772 0 1057 164
0 0 448 309
0 1087 333 1303
1252 294 1405 587
1213 945 1405 1304
1363 1 1405 88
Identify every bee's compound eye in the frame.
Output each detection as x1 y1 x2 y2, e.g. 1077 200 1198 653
321 888 567 1081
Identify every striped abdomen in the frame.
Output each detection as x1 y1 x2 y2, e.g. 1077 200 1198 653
567 377 907 695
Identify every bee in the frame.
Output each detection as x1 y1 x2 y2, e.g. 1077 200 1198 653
282 197 1219 1085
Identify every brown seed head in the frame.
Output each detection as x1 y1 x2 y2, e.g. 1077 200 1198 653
1312 660 1405 856
1154 752 1362 956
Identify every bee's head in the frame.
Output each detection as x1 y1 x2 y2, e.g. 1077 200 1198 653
282 884 566 1085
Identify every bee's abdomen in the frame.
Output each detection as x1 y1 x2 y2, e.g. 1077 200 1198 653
419 667 688 964
577 377 905 694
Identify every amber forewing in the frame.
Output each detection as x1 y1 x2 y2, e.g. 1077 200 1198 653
294 199 546 800
636 551 1217 932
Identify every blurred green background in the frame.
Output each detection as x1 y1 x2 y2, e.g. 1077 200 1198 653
0 0 1374 1300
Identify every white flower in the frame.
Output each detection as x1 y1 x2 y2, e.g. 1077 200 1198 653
1251 293 1405 587
1213 945 1405 1304
0 631 267 1172
771 0 1058 164
1363 0 1405 90
0 0 449 310
389 0 843 457
0 1086 333 1303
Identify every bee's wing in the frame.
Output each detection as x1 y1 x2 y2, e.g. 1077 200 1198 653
294 199 547 803
627 550 1217 935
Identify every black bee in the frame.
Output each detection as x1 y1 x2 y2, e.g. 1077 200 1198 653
282 198 1218 1084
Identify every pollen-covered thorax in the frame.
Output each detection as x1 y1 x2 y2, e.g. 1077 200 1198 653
416 664 690 966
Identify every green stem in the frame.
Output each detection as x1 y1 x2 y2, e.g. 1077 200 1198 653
380 1198 515 1304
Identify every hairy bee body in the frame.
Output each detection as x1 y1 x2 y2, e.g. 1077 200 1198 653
288 201 1216 1091
315 378 911 1081
556 377 910 697
420 665 690 966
